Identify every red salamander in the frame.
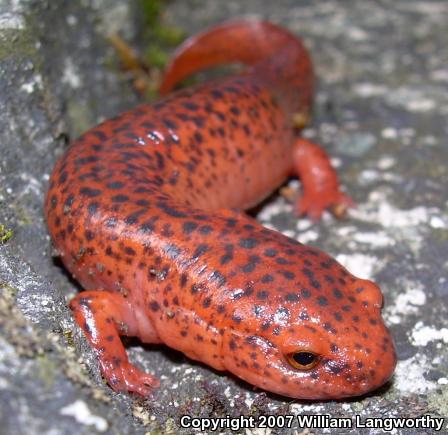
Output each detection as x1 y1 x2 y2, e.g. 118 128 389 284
45 20 396 400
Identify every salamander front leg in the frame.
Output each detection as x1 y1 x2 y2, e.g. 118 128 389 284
292 138 353 220
69 291 159 396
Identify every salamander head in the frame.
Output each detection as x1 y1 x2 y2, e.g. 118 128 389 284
221 247 396 400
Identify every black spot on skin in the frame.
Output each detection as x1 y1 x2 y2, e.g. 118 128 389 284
182 102 199 111
264 248 277 257
277 307 290 320
280 270 295 280
229 340 237 350
299 311 309 320
330 343 339 353
162 118 177 129
155 151 165 170
87 202 99 215
107 181 124 190
122 246 135 256
210 89 224 99
230 106 241 116
84 230 94 241
112 194 129 203
261 274 273 283
157 201 187 218
149 301 160 312
182 221 198 234
225 218 237 228
239 238 258 249
63 195 75 213
323 322 337 334
190 284 202 294
203 297 211 308
219 244 234 265
75 156 100 165
194 132 203 144
199 225 213 235
241 263 255 273
136 199 150 207
191 116 205 128
327 362 343 375
272 327 281 336
232 314 242 324
244 286 254 297
310 278 321 289
180 273 188 288
193 244 209 258
334 312 343 322
257 290 269 300
285 293 299 302
217 305 225 314
276 257 289 265
125 210 146 225
333 288 343 299
301 288 311 298
261 321 271 331
220 254 232 265
317 296 328 306
58 171 68 184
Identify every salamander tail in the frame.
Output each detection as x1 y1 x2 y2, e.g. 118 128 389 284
159 19 314 104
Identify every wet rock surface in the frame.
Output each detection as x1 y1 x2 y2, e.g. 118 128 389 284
0 0 447 433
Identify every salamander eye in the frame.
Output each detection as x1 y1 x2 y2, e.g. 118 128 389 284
286 351 319 370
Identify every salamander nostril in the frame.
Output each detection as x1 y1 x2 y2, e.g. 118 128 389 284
353 279 384 309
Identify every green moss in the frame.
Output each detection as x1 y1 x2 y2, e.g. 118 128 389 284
146 45 169 69
153 24 185 46
428 387 448 419
0 28 35 61
141 0 164 27
0 224 13 243
0 281 18 296
62 329 75 347
138 0 186 99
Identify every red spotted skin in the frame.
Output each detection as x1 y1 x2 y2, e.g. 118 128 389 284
45 20 396 400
